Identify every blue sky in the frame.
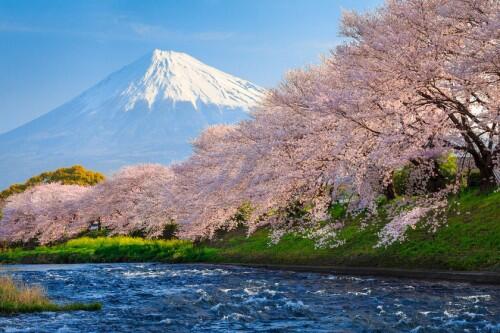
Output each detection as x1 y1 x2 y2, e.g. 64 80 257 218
0 0 382 133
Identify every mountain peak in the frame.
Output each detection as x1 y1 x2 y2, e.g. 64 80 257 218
119 49 266 111
0 49 265 188
151 49 188 61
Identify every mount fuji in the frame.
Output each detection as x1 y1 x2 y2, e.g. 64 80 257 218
0 49 265 188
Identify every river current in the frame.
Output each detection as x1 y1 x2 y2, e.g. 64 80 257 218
0 263 498 332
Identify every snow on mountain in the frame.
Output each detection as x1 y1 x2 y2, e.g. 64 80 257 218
79 49 264 114
0 50 265 188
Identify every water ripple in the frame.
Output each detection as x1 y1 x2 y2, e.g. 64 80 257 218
0 263 498 332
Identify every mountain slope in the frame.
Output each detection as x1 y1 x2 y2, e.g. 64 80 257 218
0 50 265 188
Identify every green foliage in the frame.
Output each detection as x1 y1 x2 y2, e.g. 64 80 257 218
0 165 105 201
328 202 347 219
231 202 254 225
213 202 254 238
79 228 110 239
128 229 146 238
160 222 179 240
392 153 458 196
283 200 312 221
393 166 411 196
437 153 458 181
467 169 482 188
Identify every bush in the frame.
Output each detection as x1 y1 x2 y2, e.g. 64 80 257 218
232 202 254 226
81 229 109 238
393 167 411 196
161 222 179 240
328 202 347 219
213 202 255 239
438 153 458 182
128 229 146 238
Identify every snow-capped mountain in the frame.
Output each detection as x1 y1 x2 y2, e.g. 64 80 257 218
0 49 265 188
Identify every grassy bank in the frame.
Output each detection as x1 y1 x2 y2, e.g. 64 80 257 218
0 237 217 264
0 276 101 314
0 191 498 271
208 191 500 271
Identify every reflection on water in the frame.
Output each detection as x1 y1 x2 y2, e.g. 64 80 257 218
0 263 498 332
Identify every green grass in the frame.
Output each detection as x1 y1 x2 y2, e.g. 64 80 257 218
0 236 217 264
207 190 500 271
0 191 498 271
0 276 101 314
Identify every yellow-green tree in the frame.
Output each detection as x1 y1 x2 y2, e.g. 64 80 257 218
0 165 105 201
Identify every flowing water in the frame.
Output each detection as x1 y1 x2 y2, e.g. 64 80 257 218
0 263 498 332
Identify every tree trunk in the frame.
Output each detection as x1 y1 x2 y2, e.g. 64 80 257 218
470 152 497 193
425 160 446 193
384 180 396 200
478 165 497 192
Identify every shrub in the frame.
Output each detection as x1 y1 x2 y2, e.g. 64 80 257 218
231 202 254 226
438 153 458 182
393 167 410 196
80 229 110 238
128 229 146 238
161 222 179 240
328 202 347 219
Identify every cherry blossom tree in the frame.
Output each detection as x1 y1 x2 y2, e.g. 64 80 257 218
260 0 499 244
78 164 175 238
0 183 92 245
183 0 500 243
333 0 500 191
0 165 175 245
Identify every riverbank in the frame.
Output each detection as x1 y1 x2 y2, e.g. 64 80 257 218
0 276 101 314
221 263 500 284
0 191 498 282
207 191 500 272
0 237 216 264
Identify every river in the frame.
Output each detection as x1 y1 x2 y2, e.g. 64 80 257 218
0 263 499 332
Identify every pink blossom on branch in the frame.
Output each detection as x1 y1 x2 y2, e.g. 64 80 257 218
0 183 92 245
